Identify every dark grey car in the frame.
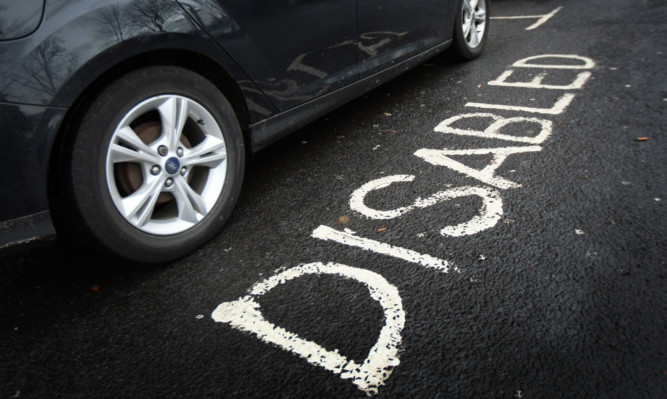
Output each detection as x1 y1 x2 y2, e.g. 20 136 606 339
0 0 489 262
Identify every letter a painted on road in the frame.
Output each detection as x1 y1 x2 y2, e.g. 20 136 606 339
415 146 542 189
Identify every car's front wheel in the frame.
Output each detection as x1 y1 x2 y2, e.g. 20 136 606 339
63 66 244 263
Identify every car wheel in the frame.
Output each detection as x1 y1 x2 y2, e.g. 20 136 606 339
448 0 489 61
65 66 244 263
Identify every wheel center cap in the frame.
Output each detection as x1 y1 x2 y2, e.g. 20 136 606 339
165 157 180 175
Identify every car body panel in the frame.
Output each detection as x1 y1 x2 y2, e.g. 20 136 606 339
251 38 451 151
0 0 45 41
0 0 270 113
0 103 65 220
357 0 455 77
0 103 62 249
178 0 359 112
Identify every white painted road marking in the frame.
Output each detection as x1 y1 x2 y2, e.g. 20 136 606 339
211 262 405 395
512 54 596 70
312 226 456 273
466 93 576 115
210 46 597 395
433 187 504 237
350 175 418 220
489 70 592 90
468 55 594 114
491 7 563 30
415 146 543 189
434 113 553 144
349 175 503 236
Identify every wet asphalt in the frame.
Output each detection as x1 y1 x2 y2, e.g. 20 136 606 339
1 0 665 397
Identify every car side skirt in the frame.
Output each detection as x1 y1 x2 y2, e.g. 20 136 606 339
0 211 56 254
249 39 452 152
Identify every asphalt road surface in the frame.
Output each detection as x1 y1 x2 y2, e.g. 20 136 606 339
2 0 665 397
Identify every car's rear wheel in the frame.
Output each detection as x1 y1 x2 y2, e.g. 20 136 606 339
64 66 244 263
448 0 489 61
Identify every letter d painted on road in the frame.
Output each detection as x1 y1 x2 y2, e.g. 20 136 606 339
211 262 405 395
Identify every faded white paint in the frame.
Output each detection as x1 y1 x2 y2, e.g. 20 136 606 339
466 93 576 115
468 55 596 113
488 70 592 90
433 113 553 144
490 7 563 30
211 262 405 395
513 54 596 70
433 187 504 237
349 175 503 236
312 226 456 273
350 175 417 219
414 146 542 189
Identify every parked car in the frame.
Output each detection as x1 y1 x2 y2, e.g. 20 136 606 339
0 0 489 263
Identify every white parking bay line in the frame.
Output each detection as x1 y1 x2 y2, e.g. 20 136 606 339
491 7 563 30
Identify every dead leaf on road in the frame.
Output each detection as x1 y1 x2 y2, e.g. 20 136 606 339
336 216 350 225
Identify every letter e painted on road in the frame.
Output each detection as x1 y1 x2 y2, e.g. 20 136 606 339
489 69 592 90
513 54 596 70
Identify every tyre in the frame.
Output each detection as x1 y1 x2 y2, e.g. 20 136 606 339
448 0 489 61
64 66 244 263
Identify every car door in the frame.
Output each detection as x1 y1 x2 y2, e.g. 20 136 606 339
178 0 359 112
356 0 454 78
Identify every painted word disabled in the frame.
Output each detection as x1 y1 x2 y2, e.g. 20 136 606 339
211 262 405 395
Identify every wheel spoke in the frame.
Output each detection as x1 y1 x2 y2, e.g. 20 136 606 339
109 142 159 164
475 9 486 23
187 151 227 168
182 136 227 168
173 178 208 223
463 18 472 38
469 23 480 46
158 96 190 150
463 0 473 14
119 176 165 227
114 125 160 158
